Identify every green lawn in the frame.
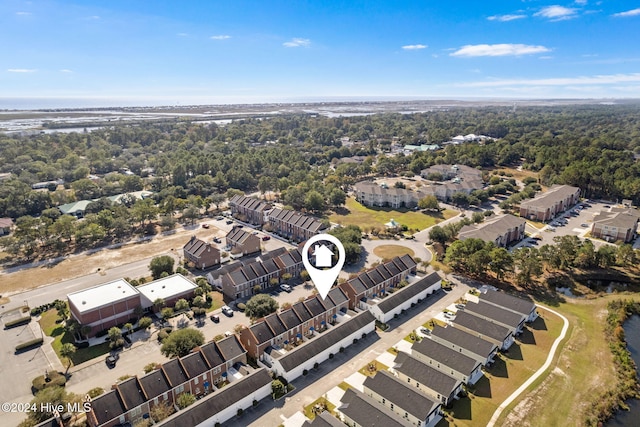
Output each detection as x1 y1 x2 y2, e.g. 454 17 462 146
494 295 640 427
39 309 110 366
205 291 225 312
441 309 564 427
329 197 457 231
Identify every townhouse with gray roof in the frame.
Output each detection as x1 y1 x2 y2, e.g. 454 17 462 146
337 387 414 427
429 325 499 366
363 370 443 427
480 289 538 322
267 208 328 242
411 338 484 385
226 225 261 255
451 311 514 350
392 351 463 406
183 236 220 269
591 208 639 243
464 300 526 334
229 194 272 225
369 272 441 323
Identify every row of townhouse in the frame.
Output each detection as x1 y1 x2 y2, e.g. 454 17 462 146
87 335 247 427
230 194 329 242
338 254 418 310
267 208 328 242
239 286 351 361
183 236 220 269
519 184 580 222
226 225 261 255
449 288 537 351
228 194 272 225
211 248 303 300
458 214 526 247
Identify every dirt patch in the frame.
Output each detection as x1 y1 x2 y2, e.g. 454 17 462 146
0 226 223 295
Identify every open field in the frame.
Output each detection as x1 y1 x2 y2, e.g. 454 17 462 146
372 245 415 259
0 226 223 295
437 309 564 427
498 295 640 427
329 197 457 231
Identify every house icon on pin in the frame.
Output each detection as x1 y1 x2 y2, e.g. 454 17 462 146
314 244 334 268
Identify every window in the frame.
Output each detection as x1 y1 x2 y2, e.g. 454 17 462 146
162 392 168 401
194 377 199 385
130 406 141 417
176 385 184 394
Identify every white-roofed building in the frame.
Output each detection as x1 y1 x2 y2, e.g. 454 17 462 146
68 279 141 336
137 274 198 311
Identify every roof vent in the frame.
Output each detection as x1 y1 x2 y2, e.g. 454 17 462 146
162 285 166 289
82 301 86 305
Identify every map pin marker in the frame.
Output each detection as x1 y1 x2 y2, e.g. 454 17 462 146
301 233 346 300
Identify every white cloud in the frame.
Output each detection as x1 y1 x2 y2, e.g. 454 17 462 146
402 44 427 50
574 0 587 4
535 5 578 21
454 73 640 87
539 56 553 60
612 8 640 17
7 69 36 73
487 14 527 22
450 43 550 57
177 33 188 37
210 35 231 40
16 11 31 16
283 38 311 48
60 69 73 73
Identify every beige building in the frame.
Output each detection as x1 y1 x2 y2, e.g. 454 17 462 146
519 185 580 222
226 226 261 255
458 214 526 247
591 208 639 243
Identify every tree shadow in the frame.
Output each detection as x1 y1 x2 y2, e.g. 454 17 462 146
470 375 492 398
517 327 536 345
450 395 472 420
332 207 351 216
529 316 548 331
485 356 508 378
503 342 523 360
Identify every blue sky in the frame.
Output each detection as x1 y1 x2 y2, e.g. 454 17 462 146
2 0 640 105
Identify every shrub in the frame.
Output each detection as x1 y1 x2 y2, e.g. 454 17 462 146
313 362 319 369
236 303 246 311
158 330 169 342
303 369 308 376
87 387 104 398
253 399 258 407
32 371 66 391
237 408 244 417
339 347 345 353
329 353 334 359
15 338 44 352
4 316 32 328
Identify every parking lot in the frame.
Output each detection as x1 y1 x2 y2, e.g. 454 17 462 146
515 201 620 250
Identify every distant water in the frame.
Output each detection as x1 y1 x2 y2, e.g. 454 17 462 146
0 97 163 110
606 315 640 427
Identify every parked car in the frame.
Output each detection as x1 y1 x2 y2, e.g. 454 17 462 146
455 304 465 310
213 237 222 243
262 235 271 241
581 223 589 227
226 219 233 224
280 284 292 293
202 223 210 229
216 216 224 220
221 306 234 317
210 314 220 323
420 328 431 336
444 312 455 319
105 354 118 368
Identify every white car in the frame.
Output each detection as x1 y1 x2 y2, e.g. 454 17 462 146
280 284 292 293
221 305 234 317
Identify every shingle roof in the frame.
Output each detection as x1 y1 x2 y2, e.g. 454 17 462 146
292 301 312 322
480 289 535 317
138 369 171 400
183 236 218 257
376 272 441 314
458 214 525 243
116 377 147 409
412 338 480 375
199 342 225 368
464 301 525 330
303 411 344 427
339 388 413 427
277 311 375 372
363 370 440 421
215 335 245 361
90 389 126 426
393 351 460 398
520 184 579 209
162 359 189 387
430 325 497 359
180 352 210 378
226 226 257 245
249 321 276 345
278 308 303 330
304 297 327 317
327 287 349 306
264 313 288 336
157 369 272 427
593 211 639 230
453 311 512 342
